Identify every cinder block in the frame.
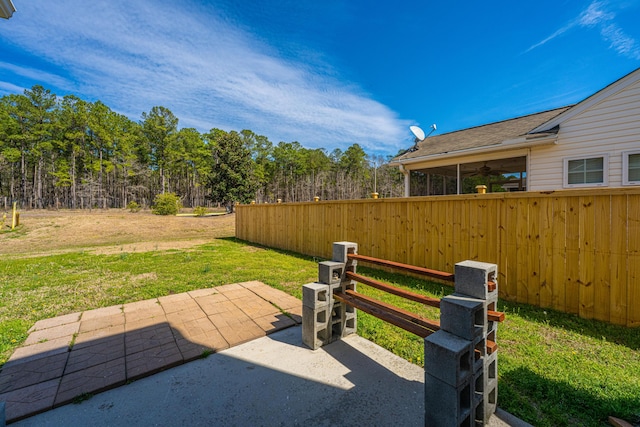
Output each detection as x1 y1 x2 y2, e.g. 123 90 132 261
302 282 330 308
332 278 356 297
474 385 497 424
318 261 345 285
302 305 331 350
454 261 498 300
332 241 358 263
472 336 486 372
327 300 358 340
424 330 474 387
474 352 498 424
425 373 474 427
1 401 5 427
440 293 485 340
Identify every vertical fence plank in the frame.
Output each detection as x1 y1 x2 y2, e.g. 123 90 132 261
516 198 529 304
579 196 596 319
485 198 499 265
565 196 581 315
527 198 541 307
594 195 611 323
504 197 519 301
444 199 455 272
469 199 480 262
551 196 567 312
609 194 628 325
539 197 554 309
408 201 421 267
628 195 640 327
498 198 510 300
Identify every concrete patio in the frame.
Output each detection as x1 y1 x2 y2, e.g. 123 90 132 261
1 281 529 426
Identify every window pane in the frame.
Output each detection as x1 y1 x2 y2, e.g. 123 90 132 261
629 154 640 182
585 170 603 183
568 172 583 185
585 157 603 171
568 159 585 173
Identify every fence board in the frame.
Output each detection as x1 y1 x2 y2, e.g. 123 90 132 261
579 196 595 319
629 195 640 327
236 188 640 326
551 196 567 312
594 195 611 323
527 198 541 307
609 195 628 325
539 197 554 309
516 198 529 304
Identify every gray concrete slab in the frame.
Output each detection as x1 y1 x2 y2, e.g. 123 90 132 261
12 326 530 427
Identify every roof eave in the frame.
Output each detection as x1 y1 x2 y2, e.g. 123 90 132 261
390 134 557 167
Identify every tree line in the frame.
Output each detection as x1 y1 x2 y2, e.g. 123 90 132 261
0 85 403 210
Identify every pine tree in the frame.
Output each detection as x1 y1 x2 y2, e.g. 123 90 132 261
207 129 257 212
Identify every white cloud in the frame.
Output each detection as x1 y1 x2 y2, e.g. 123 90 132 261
526 1 640 60
0 1 408 155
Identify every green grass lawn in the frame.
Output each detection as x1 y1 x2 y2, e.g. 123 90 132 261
1 238 638 426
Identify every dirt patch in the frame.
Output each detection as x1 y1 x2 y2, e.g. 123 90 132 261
0 209 235 258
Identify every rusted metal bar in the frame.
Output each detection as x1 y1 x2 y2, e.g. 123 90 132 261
347 253 455 282
342 289 440 332
487 310 505 322
333 291 437 338
346 271 441 308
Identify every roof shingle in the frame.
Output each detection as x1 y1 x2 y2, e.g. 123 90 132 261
395 106 571 161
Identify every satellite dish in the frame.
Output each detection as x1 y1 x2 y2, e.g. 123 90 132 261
406 123 437 153
410 125 425 142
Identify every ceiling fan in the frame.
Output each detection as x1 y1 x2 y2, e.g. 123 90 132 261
470 162 506 177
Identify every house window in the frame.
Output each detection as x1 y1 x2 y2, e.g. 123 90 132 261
563 155 608 188
623 150 640 185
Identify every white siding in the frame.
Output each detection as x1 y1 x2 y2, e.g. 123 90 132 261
529 78 640 191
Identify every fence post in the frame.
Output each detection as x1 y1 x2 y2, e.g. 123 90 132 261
424 260 499 427
302 242 358 350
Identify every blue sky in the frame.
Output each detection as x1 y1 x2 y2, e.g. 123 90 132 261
1 1 639 157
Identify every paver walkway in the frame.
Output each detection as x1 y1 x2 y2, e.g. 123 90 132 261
0 281 302 424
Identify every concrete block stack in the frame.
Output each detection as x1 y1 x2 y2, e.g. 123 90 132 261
302 242 358 350
424 260 499 427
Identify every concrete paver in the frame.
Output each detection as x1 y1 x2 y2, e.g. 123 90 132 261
0 281 301 424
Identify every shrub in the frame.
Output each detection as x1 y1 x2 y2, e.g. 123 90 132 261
126 201 141 213
151 193 182 215
193 206 208 217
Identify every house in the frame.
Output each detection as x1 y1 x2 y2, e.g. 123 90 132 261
392 67 640 196
0 0 16 19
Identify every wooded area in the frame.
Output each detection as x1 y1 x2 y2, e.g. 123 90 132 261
0 85 403 210
236 188 640 327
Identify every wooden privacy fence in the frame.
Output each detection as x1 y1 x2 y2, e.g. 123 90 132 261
236 188 640 327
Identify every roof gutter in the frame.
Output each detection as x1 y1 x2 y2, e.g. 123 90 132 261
389 134 557 167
